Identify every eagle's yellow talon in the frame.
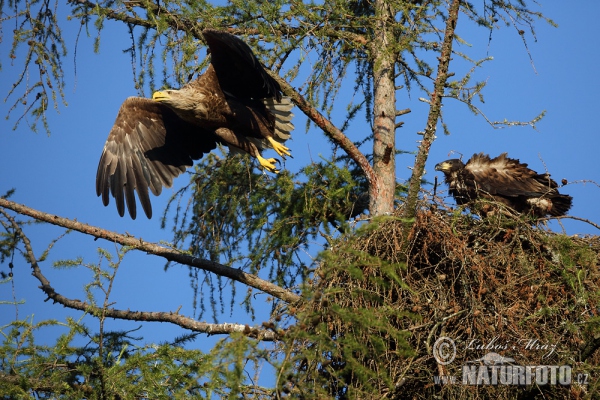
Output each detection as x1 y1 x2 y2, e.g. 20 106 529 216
257 155 280 174
267 137 291 158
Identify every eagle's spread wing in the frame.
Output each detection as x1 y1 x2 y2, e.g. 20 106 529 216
202 29 281 101
96 97 219 219
97 31 294 219
464 153 556 198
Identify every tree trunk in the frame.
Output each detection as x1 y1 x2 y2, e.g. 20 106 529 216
369 0 397 216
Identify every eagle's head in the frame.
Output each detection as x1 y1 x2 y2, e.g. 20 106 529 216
435 159 464 174
152 88 208 119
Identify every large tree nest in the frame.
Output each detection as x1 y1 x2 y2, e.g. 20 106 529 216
295 202 600 399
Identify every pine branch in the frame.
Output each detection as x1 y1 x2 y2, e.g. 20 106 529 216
0 207 282 340
68 0 158 31
68 0 368 46
0 372 94 397
0 198 301 305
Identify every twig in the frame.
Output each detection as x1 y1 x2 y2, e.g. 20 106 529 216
543 215 600 231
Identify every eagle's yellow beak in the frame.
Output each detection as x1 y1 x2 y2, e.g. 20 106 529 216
152 91 171 102
435 162 451 172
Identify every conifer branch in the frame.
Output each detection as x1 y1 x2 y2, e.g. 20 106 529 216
0 372 94 397
68 0 367 47
0 198 301 305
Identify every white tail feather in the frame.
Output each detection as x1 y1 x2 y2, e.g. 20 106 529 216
264 97 294 144
227 97 295 156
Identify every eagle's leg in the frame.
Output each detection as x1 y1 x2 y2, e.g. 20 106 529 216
214 127 280 173
266 137 292 159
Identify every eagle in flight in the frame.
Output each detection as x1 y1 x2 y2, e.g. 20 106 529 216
435 153 572 217
96 29 294 219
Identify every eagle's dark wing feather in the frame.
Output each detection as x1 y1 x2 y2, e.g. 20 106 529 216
202 29 281 101
96 97 219 219
464 153 556 198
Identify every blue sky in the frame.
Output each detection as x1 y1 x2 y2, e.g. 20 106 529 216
1 2 599 350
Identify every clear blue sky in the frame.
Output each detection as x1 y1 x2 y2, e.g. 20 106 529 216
1 3 599 349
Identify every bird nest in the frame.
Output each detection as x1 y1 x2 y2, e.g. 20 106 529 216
297 201 600 399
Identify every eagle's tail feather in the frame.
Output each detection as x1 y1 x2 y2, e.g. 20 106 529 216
235 97 294 158
549 194 573 217
264 97 294 142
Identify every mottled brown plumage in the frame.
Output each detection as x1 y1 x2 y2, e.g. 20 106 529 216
96 29 294 219
435 153 572 217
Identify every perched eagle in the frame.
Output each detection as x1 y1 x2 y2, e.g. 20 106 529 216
96 29 294 219
435 153 572 217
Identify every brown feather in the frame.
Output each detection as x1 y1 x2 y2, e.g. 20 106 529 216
96 30 294 219
435 153 572 217
96 98 219 218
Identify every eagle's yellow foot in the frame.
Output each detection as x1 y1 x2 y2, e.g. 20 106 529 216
267 137 292 158
257 154 279 174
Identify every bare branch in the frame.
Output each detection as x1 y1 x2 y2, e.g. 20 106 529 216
445 93 545 130
0 198 301 305
0 207 281 340
543 215 600 231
